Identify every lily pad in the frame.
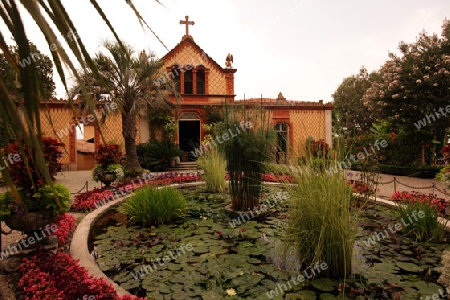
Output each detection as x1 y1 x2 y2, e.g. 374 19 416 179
297 290 317 300
319 294 336 300
396 262 423 273
311 278 335 292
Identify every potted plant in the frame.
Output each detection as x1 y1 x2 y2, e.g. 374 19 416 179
0 136 70 238
92 143 124 187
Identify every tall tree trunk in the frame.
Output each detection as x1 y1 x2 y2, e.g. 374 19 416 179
122 111 141 174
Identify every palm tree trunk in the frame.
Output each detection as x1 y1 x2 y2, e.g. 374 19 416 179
121 111 142 174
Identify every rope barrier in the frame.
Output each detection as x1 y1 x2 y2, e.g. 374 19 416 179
434 187 450 197
352 171 449 198
395 181 434 190
375 179 396 185
70 181 89 195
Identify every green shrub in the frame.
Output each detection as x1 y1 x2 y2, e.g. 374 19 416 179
264 162 291 175
374 164 441 178
395 201 447 242
36 183 71 216
137 140 183 171
197 147 226 193
118 186 186 226
281 160 357 278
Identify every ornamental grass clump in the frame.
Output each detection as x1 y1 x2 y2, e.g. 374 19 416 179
197 147 226 193
119 185 186 226
395 198 447 242
281 159 357 278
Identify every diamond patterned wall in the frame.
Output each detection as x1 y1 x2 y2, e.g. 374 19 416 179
163 44 227 95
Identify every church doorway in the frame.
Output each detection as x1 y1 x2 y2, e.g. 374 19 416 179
178 120 200 161
275 123 288 164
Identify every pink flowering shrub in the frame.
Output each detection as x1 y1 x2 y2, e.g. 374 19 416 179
391 191 448 214
19 252 146 300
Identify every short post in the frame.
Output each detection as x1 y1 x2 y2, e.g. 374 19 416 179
393 177 397 193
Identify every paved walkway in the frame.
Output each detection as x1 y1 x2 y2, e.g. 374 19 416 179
54 170 450 199
50 169 450 214
350 170 450 200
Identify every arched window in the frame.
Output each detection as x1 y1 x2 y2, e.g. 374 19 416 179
168 66 180 93
275 123 288 164
184 69 193 94
196 69 205 95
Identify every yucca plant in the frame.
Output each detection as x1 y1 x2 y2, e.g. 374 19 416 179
281 159 357 279
118 186 186 226
197 147 226 193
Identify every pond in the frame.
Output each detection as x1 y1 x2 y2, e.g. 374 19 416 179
89 185 449 299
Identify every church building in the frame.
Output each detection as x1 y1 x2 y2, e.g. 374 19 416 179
139 16 334 163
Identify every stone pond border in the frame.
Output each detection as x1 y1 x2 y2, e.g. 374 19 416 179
70 182 450 297
70 182 205 297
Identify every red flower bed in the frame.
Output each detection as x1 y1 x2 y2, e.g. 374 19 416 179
19 252 145 300
261 174 293 183
391 191 448 214
347 180 374 195
71 173 202 213
224 173 293 183
51 213 77 245
72 189 115 212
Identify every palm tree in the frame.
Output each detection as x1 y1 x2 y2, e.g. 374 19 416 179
0 0 165 207
73 41 172 174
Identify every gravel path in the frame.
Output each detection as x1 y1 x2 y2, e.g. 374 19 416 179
0 170 449 299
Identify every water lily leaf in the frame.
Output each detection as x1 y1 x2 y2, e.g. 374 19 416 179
270 270 290 280
414 281 444 296
193 246 209 254
311 278 335 292
209 245 228 255
285 294 303 300
297 290 317 300
319 293 336 300
120 279 140 291
396 262 423 273
247 257 261 264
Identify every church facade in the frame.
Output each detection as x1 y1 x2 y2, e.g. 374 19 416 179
139 16 333 163
35 16 333 170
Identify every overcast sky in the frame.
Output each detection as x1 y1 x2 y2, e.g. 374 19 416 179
2 0 450 102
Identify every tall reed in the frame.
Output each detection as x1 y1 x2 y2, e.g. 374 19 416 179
281 159 357 278
197 147 226 193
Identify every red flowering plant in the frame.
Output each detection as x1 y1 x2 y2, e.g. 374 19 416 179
92 143 124 183
0 136 69 220
441 144 450 156
72 188 115 212
391 191 448 214
19 252 146 299
50 213 77 245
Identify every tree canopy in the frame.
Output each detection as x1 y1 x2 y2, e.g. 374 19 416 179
333 19 450 166
0 42 56 99
332 66 380 135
